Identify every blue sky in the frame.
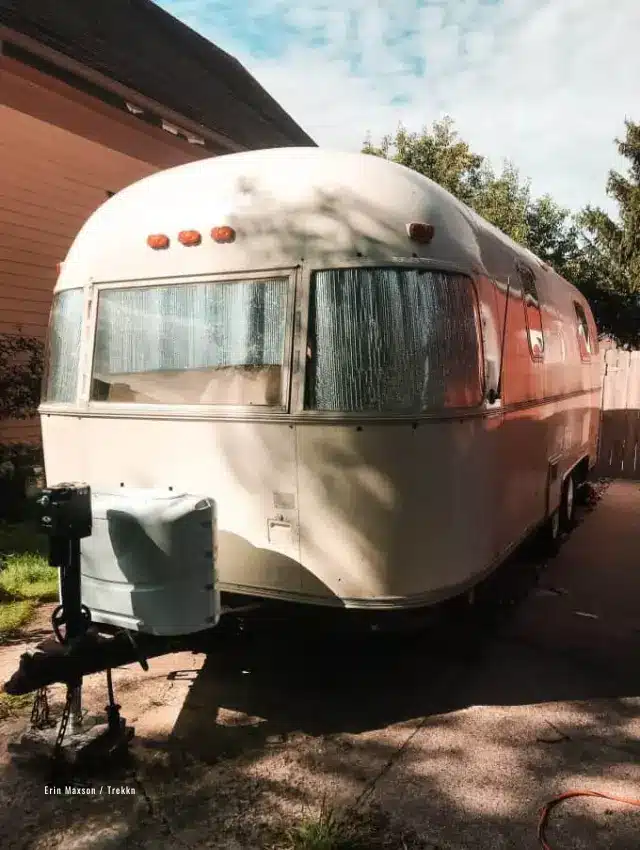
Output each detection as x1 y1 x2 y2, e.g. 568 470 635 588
157 0 639 215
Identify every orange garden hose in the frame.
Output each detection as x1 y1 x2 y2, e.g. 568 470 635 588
538 790 640 849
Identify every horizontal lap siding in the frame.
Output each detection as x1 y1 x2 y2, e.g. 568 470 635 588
0 104 159 443
0 419 42 444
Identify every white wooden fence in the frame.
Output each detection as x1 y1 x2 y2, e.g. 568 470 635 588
595 347 640 479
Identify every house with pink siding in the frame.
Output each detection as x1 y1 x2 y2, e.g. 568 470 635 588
0 0 314 443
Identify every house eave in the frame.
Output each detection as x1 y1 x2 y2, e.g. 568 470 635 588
0 25 245 155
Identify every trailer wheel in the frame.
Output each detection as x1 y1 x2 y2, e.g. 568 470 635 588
559 472 576 532
541 508 561 555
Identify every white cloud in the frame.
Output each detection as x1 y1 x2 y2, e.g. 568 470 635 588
159 0 640 215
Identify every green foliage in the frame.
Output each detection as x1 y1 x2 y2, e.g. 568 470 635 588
0 521 55 641
0 554 58 602
0 519 48 557
0 331 45 521
364 117 484 206
0 599 35 642
474 162 531 244
0 691 32 720
562 132 635 345
285 805 346 850
0 333 44 420
573 120 640 345
363 117 531 239
524 195 580 277
276 804 397 850
0 443 44 522
363 117 640 346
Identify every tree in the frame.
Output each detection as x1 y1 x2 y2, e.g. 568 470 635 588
575 119 640 346
363 118 534 244
524 195 580 279
363 117 484 206
363 117 640 346
474 162 531 245
580 119 640 292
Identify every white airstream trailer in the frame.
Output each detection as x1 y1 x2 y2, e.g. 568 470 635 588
40 148 601 623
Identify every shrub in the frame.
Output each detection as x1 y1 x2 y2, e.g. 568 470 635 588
0 331 45 521
0 443 44 522
0 332 44 421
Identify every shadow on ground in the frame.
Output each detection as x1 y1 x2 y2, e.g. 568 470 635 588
1 487 639 850
167 493 639 754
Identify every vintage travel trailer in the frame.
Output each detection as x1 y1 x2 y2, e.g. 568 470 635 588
40 148 602 627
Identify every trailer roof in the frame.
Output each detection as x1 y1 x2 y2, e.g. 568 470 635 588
55 148 582 299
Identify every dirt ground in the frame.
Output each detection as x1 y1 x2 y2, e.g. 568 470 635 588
0 480 639 849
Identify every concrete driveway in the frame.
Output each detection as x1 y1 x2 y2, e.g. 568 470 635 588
1 480 639 849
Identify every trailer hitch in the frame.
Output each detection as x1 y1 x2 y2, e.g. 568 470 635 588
3 628 155 695
6 483 135 770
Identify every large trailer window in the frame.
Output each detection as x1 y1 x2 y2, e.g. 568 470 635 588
91 277 289 406
42 289 84 403
305 268 483 412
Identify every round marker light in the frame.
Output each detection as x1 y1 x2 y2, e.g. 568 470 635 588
147 234 170 250
211 226 236 244
178 230 202 246
407 222 435 244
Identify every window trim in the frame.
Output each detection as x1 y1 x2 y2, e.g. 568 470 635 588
41 294 58 404
300 265 486 416
573 301 593 362
517 262 545 362
83 269 299 414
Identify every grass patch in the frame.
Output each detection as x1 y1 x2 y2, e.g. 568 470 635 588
0 599 36 642
267 803 434 850
0 554 58 602
273 804 425 850
284 805 349 850
0 521 56 637
0 691 32 721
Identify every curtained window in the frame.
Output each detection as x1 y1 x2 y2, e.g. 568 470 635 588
304 268 482 412
91 277 289 406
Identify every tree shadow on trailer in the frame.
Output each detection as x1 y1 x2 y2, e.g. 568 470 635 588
1 179 637 848
156 182 617 760
162 495 638 760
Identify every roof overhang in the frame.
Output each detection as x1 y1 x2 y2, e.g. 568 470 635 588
0 25 244 155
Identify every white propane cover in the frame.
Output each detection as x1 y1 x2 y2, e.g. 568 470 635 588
79 490 219 636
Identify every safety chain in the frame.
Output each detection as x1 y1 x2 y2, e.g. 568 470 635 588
53 687 74 759
30 687 51 729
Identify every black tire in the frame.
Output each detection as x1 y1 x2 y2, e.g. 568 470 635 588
559 472 576 532
540 508 561 556
574 478 592 506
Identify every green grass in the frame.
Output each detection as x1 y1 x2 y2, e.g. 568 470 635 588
0 599 36 642
0 554 58 602
0 691 32 720
271 804 425 850
276 804 381 850
0 521 57 639
285 806 346 850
